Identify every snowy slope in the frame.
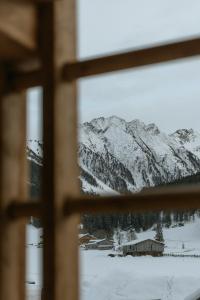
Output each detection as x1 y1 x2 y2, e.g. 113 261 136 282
27 140 43 166
172 129 200 159
80 167 119 196
136 217 200 255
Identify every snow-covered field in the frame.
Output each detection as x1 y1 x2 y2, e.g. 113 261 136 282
26 218 200 300
26 226 42 300
81 251 200 300
137 218 200 256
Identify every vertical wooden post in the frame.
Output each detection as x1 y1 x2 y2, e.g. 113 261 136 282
40 1 80 300
0 70 27 300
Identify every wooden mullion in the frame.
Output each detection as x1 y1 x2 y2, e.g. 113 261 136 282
7 201 42 218
0 68 27 300
40 1 80 300
64 185 200 215
3 183 200 218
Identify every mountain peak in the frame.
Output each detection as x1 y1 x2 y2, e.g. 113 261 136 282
128 119 144 126
145 123 160 135
108 115 125 122
172 128 195 142
89 116 126 131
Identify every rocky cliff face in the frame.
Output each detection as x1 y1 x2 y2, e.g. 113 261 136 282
27 116 200 195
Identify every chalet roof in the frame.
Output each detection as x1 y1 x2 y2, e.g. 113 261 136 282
122 238 164 247
86 238 114 246
79 233 93 239
86 239 106 245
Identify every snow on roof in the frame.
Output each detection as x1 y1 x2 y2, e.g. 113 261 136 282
87 239 106 245
79 233 92 238
90 240 100 244
122 238 164 247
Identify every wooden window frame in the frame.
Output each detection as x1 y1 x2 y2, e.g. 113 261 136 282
0 1 200 300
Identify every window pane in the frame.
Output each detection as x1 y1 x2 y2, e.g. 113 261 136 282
79 58 200 193
79 58 200 300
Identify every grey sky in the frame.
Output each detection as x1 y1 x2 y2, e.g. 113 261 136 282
27 88 42 139
28 0 200 139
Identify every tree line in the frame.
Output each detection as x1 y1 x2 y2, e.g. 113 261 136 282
81 210 196 237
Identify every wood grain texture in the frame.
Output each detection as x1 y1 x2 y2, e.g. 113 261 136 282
0 70 27 300
0 1 37 61
39 1 80 300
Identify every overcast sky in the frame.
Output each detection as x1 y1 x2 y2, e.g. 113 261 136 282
28 0 200 139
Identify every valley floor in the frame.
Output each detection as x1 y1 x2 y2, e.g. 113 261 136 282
26 218 200 300
81 251 200 300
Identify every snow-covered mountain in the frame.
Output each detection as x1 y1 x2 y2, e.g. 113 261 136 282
171 129 200 159
27 139 43 166
27 116 200 196
79 116 200 194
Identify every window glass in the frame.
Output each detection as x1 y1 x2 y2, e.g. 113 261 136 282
79 58 200 300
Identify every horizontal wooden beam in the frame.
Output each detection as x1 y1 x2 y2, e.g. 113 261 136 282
63 37 200 80
4 185 200 218
9 0 55 2
64 185 200 215
6 201 42 218
11 36 200 90
10 69 41 91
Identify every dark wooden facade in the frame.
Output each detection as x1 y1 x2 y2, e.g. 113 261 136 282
122 239 164 257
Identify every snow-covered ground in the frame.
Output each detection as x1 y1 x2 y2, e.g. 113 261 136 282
81 251 200 300
26 225 42 300
27 218 200 300
138 218 200 256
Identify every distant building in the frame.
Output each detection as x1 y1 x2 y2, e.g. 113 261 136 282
79 234 96 245
85 238 114 250
122 238 164 256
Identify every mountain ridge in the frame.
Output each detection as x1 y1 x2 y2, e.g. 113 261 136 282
79 116 200 194
28 116 200 196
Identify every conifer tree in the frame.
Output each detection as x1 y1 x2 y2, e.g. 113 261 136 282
154 222 164 242
127 228 137 242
